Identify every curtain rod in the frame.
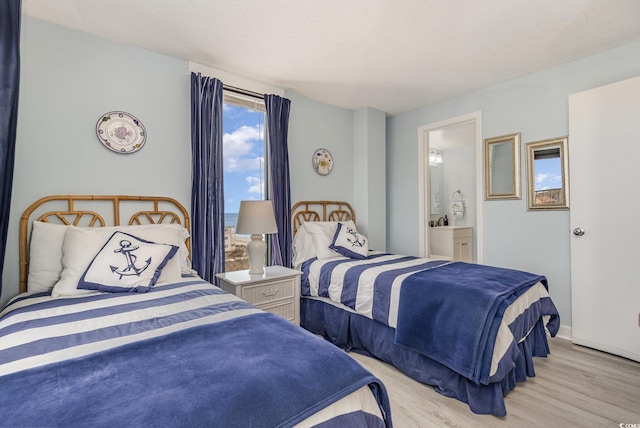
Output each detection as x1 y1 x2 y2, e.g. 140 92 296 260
223 84 264 100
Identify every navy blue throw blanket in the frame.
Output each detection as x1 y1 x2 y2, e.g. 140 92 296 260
395 262 548 385
0 312 391 427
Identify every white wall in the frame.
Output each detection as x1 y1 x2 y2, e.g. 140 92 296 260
386 40 640 329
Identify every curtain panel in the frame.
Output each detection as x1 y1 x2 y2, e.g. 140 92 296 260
0 0 21 298
264 95 292 268
190 73 225 283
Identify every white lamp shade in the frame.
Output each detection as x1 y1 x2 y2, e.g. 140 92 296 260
235 200 278 235
236 200 278 274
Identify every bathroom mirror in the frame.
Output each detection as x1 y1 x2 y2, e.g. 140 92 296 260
525 136 569 210
484 133 521 200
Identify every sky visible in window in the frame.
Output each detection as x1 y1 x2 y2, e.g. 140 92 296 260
223 104 265 214
534 158 562 190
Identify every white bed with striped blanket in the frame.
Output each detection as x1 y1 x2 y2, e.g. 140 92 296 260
0 195 392 428
303 251 557 383
291 200 560 417
0 277 390 427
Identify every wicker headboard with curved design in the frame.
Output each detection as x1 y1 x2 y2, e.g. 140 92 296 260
19 195 190 293
290 200 355 234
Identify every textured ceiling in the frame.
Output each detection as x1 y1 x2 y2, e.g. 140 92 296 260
22 0 640 115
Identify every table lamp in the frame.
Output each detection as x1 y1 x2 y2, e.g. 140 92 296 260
235 200 278 274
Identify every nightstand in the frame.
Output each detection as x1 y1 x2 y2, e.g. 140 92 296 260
215 265 302 325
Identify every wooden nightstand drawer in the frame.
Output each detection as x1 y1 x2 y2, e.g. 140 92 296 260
241 279 295 305
215 266 302 325
259 300 296 322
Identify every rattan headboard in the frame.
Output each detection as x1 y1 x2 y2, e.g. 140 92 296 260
290 200 355 234
19 195 190 293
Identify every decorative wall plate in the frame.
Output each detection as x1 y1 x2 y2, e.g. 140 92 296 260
313 148 333 175
96 111 146 154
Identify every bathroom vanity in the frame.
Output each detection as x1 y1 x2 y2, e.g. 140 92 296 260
429 226 473 262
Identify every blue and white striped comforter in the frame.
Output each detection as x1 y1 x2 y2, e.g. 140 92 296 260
0 277 391 428
301 253 559 383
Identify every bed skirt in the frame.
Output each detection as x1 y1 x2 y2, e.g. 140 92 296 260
301 296 552 416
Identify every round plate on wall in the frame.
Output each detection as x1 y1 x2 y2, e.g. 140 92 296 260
96 111 146 154
313 148 333 175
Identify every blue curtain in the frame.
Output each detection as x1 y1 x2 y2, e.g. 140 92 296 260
190 73 225 283
264 95 292 268
0 0 21 298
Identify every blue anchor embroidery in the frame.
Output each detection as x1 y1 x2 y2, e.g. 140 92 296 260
345 227 366 248
110 239 151 279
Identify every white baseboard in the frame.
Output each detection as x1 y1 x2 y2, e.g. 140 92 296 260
555 324 572 341
554 325 640 362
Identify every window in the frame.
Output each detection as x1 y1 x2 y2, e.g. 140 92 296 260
222 90 267 272
525 137 569 210
533 149 562 204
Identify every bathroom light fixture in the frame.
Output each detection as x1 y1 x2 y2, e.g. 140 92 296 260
429 148 443 166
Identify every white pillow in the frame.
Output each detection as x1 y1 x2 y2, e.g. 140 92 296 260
28 222 193 293
78 231 178 293
304 220 356 260
52 226 184 297
292 223 318 269
329 222 369 259
27 222 68 293
169 225 196 275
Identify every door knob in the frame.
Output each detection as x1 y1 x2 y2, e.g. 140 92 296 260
573 227 585 236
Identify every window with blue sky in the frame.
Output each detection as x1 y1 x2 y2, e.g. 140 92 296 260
534 157 561 191
223 99 266 226
222 94 267 272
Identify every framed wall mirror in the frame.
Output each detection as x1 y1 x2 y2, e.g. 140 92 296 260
525 136 569 210
484 133 521 200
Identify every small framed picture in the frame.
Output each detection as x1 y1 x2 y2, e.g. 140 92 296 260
313 148 333 175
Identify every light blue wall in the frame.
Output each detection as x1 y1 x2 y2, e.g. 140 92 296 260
2 17 191 305
2 18 357 306
9 16 640 330
353 107 386 250
287 100 386 247
387 40 640 328
287 91 354 205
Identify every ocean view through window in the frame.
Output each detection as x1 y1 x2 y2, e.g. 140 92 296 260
223 91 267 272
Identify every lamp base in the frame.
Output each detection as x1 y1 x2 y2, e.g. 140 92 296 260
246 234 266 275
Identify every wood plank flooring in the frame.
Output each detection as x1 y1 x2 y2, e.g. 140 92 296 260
350 338 640 427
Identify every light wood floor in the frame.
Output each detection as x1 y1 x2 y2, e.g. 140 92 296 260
350 338 640 427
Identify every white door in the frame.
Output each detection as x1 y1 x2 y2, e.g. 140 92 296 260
568 75 640 362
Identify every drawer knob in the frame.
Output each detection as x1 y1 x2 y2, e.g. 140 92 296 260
262 289 279 297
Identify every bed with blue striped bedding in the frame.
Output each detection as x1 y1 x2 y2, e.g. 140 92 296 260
300 252 560 416
0 276 391 428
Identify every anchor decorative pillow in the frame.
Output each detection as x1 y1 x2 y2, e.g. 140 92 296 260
329 222 369 259
78 231 179 293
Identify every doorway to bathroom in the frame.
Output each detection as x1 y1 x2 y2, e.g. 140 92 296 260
417 112 483 263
